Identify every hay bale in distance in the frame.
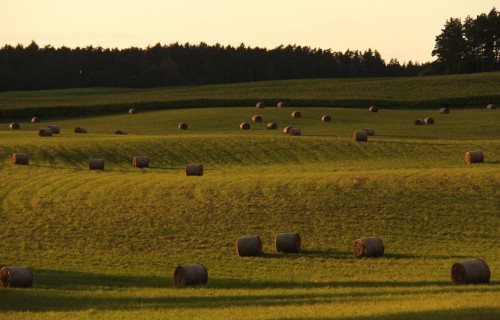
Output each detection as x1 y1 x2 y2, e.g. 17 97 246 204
451 259 490 284
240 122 250 130
74 127 87 133
252 115 262 123
256 102 265 109
363 128 375 136
115 130 127 135
277 101 286 108
424 117 434 125
89 158 105 171
12 153 29 165
178 122 188 130
38 128 53 137
0 266 33 288
133 156 150 168
353 237 384 258
185 163 203 176
31 116 40 123
283 126 293 134
47 125 60 134
288 128 301 136
267 122 278 130
368 106 378 112
439 108 450 114
174 264 208 287
9 122 20 130
321 115 332 122
236 235 263 257
275 233 301 253
353 131 368 142
128 108 137 114
415 119 425 125
465 151 484 164
486 104 495 109
291 111 301 118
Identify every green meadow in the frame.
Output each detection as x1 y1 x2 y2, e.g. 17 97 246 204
0 77 499 319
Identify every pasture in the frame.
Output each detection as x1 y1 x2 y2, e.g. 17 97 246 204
0 85 499 318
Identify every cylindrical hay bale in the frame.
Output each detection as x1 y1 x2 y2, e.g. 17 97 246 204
353 131 368 142
38 128 53 137
240 122 250 130
9 122 20 130
115 130 127 135
451 259 490 284
89 158 105 171
12 153 29 165
353 237 384 258
277 101 286 108
291 111 301 118
0 266 33 288
185 163 203 176
439 108 450 114
321 115 332 122
256 102 265 109
129 108 137 114
424 117 434 125
174 264 208 287
363 128 375 136
252 115 262 123
275 233 301 253
288 128 301 136
47 125 60 134
74 127 87 133
486 104 495 109
266 122 278 130
133 156 150 168
236 235 263 257
368 106 378 112
283 126 293 134
178 122 188 130
415 119 425 125
31 116 40 123
465 151 484 164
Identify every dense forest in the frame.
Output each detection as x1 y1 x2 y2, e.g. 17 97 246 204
0 8 498 91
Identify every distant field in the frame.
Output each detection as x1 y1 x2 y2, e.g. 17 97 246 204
0 105 498 319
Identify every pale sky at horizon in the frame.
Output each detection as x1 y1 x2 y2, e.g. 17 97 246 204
1 0 498 63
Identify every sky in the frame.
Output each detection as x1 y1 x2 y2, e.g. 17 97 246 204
1 0 497 63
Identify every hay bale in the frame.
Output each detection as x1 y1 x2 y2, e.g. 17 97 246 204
486 104 495 109
240 122 250 130
368 106 378 112
12 153 29 165
439 108 450 114
256 102 265 109
266 122 278 130
465 151 484 164
31 117 40 123
283 126 293 134
363 128 375 136
133 156 149 168
424 117 434 125
174 264 208 287
291 111 301 118
288 128 301 136
236 235 263 257
129 108 138 114
252 115 262 123
275 233 301 253
0 266 33 288
89 158 104 171
451 259 490 284
415 119 425 125
38 128 53 137
185 163 203 176
178 122 188 130
277 101 286 108
74 127 87 133
9 122 20 130
47 125 60 134
353 131 368 142
115 130 127 135
321 115 332 122
353 237 384 258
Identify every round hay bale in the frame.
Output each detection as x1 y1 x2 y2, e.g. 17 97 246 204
275 233 301 253
486 104 495 109
0 266 33 288
465 151 484 164
236 235 263 257
439 108 450 114
74 127 87 133
9 122 20 130
12 153 29 165
174 264 208 287
321 115 332 122
252 115 262 123
353 237 384 258
368 106 378 112
178 122 188 130
115 130 127 135
424 117 434 125
256 102 265 109
47 125 60 134
277 101 286 108
31 116 40 123
414 119 425 125
283 126 293 134
363 128 375 136
185 163 203 176
133 156 149 168
451 259 490 284
353 131 368 142
89 158 104 171
266 122 278 130
240 122 250 130
291 111 301 118
288 128 301 136
38 128 53 137
129 108 138 114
